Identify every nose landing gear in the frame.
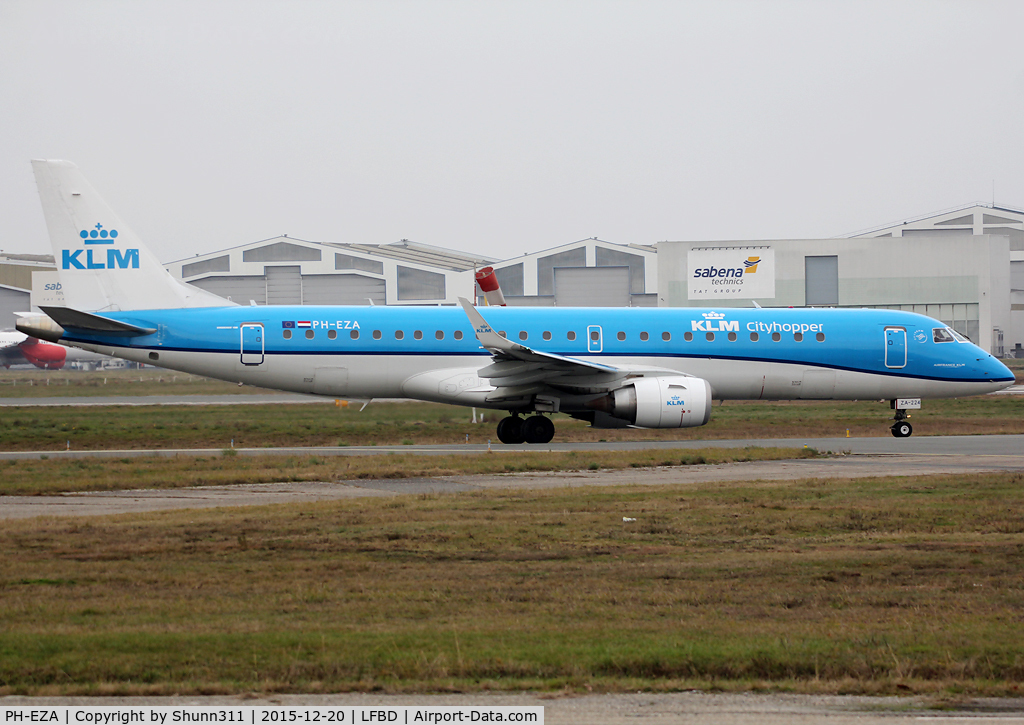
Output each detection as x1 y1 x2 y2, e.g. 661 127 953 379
496 414 555 444
889 398 919 438
890 408 913 438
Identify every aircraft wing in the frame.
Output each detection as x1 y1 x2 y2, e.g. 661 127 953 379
458 298 686 401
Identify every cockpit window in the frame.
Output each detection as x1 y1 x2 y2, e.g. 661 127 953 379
950 329 970 343
932 328 954 343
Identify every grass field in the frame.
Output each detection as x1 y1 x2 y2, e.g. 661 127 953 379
1 471 1022 696
1 396 1023 452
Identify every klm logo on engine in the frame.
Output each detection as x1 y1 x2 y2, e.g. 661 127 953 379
667 395 686 406
62 223 139 270
691 311 738 333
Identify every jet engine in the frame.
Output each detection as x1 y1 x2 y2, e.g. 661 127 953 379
18 337 67 370
586 376 712 428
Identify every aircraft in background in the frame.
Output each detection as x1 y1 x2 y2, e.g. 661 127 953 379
0 330 68 369
18 160 1015 442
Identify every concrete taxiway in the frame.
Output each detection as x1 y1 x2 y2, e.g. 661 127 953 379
2 435 1021 520
1 433 1023 460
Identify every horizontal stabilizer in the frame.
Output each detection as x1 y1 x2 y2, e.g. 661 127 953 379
40 306 155 337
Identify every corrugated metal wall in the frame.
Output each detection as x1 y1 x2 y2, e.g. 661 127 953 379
188 276 266 305
265 266 302 305
553 267 630 307
302 274 385 305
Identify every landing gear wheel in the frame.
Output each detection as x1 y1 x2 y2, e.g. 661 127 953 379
522 415 555 444
891 421 913 438
496 415 525 444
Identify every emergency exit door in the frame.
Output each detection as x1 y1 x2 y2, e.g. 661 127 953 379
885 327 906 369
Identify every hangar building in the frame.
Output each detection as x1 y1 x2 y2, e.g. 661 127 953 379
165 236 659 309
0 253 54 330
657 203 1022 357
165 237 491 307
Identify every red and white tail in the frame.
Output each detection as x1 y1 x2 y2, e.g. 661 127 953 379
475 267 506 306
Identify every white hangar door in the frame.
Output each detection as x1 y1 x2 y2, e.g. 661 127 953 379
553 266 630 307
302 274 386 305
266 266 302 305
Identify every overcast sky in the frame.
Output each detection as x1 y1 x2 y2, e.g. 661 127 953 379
2 0 1023 263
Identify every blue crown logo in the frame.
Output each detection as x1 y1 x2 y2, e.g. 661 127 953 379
702 311 725 320
79 223 118 245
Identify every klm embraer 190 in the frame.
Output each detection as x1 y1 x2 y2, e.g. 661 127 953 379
18 160 1015 443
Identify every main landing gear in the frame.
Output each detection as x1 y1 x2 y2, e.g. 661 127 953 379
890 409 913 438
496 414 555 445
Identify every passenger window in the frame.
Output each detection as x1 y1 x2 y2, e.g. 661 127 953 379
640 331 649 341
305 330 314 340
542 331 551 341
350 330 359 340
816 332 825 342
706 332 715 342
750 332 759 342
794 332 803 342
373 330 382 340
414 330 423 340
435 330 444 340
771 332 781 342
454 330 463 340
283 329 292 340
683 332 693 342
567 331 576 341
590 330 599 342
519 331 528 341
499 331 507 338
662 332 671 341
933 328 954 343
616 331 625 341
328 329 337 340
395 330 404 340
728 332 737 342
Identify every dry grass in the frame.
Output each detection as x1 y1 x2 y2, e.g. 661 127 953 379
1 471 1023 695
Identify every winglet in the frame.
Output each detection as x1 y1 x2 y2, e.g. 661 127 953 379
458 297 526 356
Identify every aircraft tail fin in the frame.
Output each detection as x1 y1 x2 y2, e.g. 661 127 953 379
31 160 235 312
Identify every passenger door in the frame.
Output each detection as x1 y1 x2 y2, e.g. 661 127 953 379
884 326 906 369
240 323 265 366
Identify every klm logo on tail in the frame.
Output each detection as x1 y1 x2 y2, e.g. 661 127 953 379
62 223 139 270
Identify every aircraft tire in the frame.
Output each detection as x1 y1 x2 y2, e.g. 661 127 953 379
522 415 555 444
497 416 525 444
891 421 913 438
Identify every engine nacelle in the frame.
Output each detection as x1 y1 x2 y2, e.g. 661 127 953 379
588 376 713 428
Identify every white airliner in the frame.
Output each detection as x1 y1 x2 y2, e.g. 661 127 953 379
17 160 1015 443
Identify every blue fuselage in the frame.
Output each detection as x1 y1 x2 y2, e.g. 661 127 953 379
58 305 1013 407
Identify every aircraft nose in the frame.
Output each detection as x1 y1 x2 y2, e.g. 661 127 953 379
977 351 1015 383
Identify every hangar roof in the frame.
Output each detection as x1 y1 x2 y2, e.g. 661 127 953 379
847 202 1024 239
